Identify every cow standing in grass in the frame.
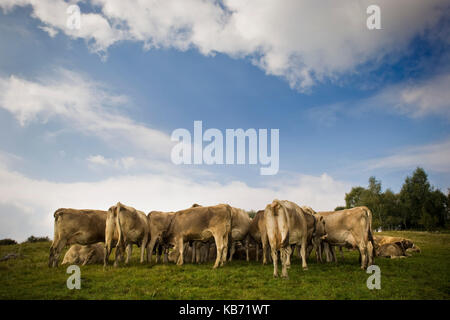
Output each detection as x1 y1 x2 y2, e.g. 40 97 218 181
146 210 175 264
104 202 150 267
249 210 270 264
265 199 309 278
228 207 252 262
167 204 232 269
49 208 107 268
316 206 375 269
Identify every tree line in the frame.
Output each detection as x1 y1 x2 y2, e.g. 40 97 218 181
338 167 449 231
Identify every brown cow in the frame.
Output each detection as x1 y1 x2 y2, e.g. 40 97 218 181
49 208 107 267
265 199 309 278
317 206 374 269
228 207 252 262
104 202 150 267
62 243 105 265
297 207 327 263
373 235 420 258
147 210 176 264
249 210 270 264
166 204 232 268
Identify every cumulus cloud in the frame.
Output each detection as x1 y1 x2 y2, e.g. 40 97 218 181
1 0 448 90
0 158 349 241
0 69 173 159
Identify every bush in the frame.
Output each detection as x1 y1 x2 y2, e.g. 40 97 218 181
0 238 17 245
25 236 51 243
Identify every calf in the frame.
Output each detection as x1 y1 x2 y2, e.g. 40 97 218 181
62 243 105 265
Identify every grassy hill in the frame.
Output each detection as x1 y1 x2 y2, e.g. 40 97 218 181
0 231 449 299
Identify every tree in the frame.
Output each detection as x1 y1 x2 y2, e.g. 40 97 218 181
345 186 366 208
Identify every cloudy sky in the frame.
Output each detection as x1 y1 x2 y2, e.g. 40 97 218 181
0 0 449 241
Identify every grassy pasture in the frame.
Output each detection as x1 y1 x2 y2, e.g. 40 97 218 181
0 231 449 300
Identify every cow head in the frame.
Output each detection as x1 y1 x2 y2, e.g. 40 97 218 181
315 216 328 240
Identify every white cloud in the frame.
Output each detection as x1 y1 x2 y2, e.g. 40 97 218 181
372 73 450 119
0 158 349 242
364 138 450 173
1 0 447 90
38 25 58 37
0 69 173 159
87 155 136 170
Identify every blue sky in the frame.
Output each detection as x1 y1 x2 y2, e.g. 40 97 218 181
0 1 449 241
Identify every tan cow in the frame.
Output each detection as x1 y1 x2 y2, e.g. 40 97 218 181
166 204 232 269
62 243 105 265
147 210 176 264
317 206 374 269
249 210 270 264
373 235 420 258
49 208 107 267
228 207 252 262
265 199 309 278
298 207 327 263
104 202 150 267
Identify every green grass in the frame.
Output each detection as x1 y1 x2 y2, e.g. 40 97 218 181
0 231 449 299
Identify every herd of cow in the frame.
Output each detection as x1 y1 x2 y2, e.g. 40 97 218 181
48 200 421 278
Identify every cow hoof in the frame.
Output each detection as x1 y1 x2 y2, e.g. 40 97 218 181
273 274 279 278
281 275 289 279
303 267 308 271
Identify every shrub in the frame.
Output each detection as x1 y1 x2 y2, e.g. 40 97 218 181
25 235 51 243
0 238 17 245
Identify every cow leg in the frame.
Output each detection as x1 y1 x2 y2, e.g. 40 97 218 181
255 242 259 262
285 245 292 269
141 234 149 264
300 238 308 270
340 246 344 261
228 241 236 262
177 238 185 266
125 244 132 264
316 241 323 263
191 242 196 264
147 237 157 264
49 237 67 268
261 233 269 265
213 235 224 269
281 246 291 278
104 241 114 267
220 232 229 267
358 242 368 269
271 248 279 278
205 242 210 263
245 236 250 262
306 244 313 261
330 246 337 263
367 241 374 267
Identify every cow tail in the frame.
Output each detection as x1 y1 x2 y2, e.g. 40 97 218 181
116 203 124 249
52 209 64 242
365 207 376 258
